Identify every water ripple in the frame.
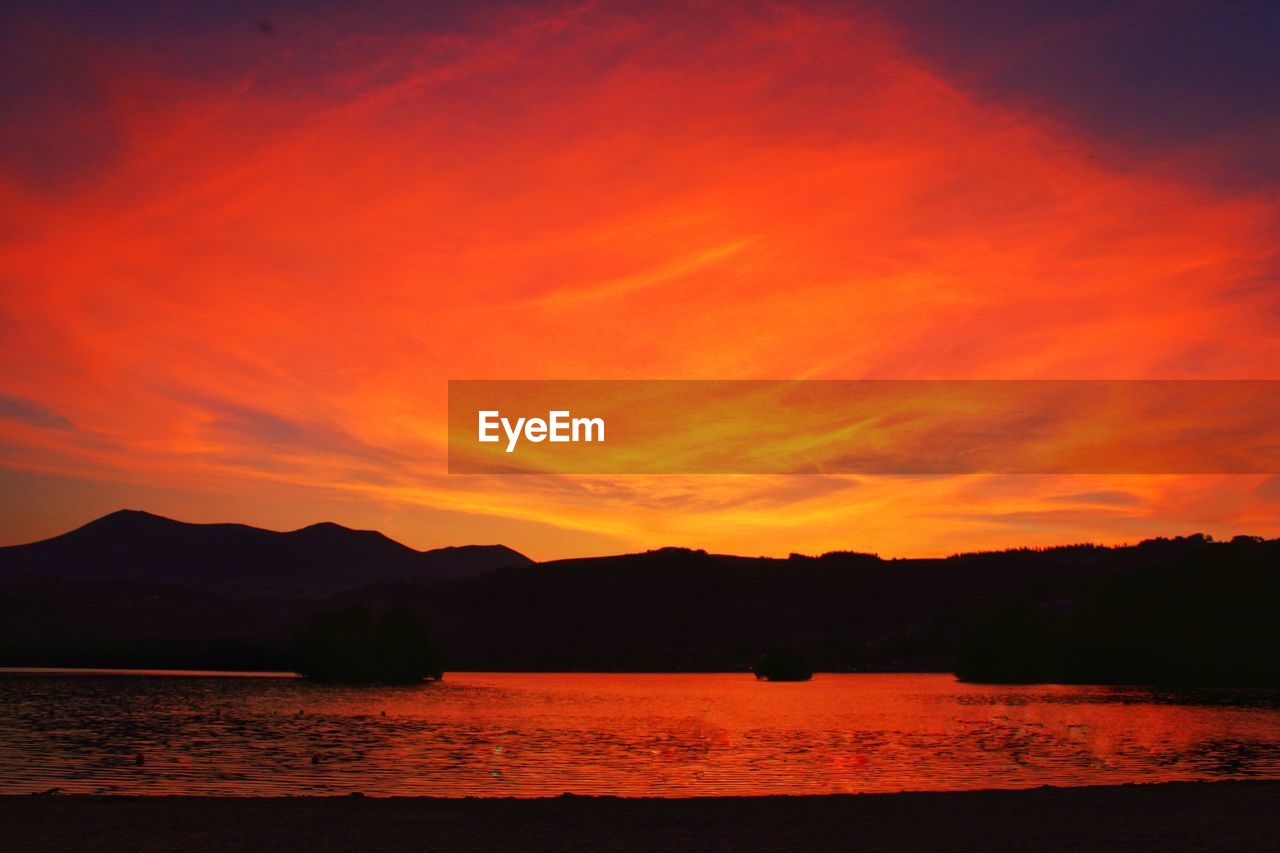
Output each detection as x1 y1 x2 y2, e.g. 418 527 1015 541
2 672 1278 797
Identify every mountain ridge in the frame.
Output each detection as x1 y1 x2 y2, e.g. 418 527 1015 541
0 509 532 594
1 513 1277 682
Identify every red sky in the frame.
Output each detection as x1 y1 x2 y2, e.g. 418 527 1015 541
2 1 1278 559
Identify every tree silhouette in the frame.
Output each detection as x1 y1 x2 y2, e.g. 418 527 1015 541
294 605 442 683
753 647 812 681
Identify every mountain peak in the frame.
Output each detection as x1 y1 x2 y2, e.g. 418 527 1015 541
0 510 533 592
98 508 167 522
294 521 358 534
80 509 179 531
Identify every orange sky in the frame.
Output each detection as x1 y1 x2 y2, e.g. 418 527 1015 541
2 1 1278 559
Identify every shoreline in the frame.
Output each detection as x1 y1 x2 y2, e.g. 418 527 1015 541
10 666 1279 689
4 781 1278 851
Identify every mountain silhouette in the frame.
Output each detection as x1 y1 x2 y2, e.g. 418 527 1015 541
0 509 531 595
1 514 1277 686
328 537 1280 683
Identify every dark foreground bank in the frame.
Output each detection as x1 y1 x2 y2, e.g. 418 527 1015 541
2 782 1277 852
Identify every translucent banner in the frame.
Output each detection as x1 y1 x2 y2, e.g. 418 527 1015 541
447 380 1280 474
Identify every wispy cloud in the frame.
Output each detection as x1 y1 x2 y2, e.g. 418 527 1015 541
0 1 1276 557
0 396 75 431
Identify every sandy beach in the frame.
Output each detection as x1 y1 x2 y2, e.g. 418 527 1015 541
2 781 1276 852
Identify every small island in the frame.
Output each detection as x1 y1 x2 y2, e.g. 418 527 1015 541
753 648 813 682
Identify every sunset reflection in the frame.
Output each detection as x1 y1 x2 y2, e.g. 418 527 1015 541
3 673 1278 797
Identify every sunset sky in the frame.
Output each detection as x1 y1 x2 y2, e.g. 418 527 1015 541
1 0 1278 560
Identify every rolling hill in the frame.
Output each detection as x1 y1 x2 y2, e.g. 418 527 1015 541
0 509 531 594
1 512 1276 684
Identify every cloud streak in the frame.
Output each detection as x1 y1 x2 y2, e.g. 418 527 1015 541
0 0 1276 557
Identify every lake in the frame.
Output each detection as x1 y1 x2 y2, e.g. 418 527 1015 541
2 671 1279 797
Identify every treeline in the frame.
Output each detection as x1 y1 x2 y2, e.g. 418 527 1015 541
956 536 1280 686
1 534 1277 686
295 605 441 683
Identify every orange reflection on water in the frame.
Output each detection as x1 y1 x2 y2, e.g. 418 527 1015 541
2 672 1278 797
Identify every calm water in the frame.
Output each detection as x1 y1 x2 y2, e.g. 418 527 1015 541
2 671 1279 797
